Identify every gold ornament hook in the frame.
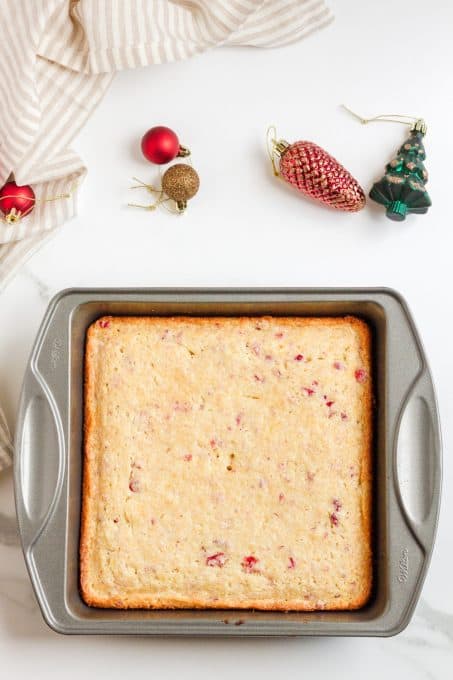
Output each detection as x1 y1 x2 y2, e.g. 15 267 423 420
128 177 165 211
341 105 427 135
266 126 290 177
177 145 191 158
128 176 190 215
266 126 280 177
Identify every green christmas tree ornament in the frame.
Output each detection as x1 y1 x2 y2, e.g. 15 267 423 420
370 119 431 221
342 106 432 221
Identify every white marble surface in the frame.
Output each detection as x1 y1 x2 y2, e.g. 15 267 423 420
1 0 452 676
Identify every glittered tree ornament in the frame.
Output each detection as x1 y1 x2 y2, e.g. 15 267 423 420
369 120 431 221
0 181 36 223
267 127 366 212
342 106 432 221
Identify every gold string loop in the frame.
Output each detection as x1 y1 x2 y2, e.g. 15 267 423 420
266 125 280 177
341 105 427 135
128 178 165 211
128 176 187 215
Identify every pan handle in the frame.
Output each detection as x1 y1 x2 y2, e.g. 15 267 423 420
14 368 65 550
395 367 442 555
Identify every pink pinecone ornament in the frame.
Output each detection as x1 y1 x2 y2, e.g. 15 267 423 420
269 133 366 212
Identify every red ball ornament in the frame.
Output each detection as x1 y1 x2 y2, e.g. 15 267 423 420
141 126 184 165
0 181 36 223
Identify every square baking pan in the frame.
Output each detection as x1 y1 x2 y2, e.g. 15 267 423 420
14 288 442 636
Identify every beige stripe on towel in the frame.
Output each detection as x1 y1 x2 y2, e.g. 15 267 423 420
0 0 332 470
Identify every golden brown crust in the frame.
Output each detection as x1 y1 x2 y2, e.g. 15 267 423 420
80 320 99 606
80 315 372 611
80 594 366 611
345 316 373 609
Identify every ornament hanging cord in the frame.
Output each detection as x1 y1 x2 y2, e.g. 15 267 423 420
128 177 165 211
128 177 181 215
266 125 280 177
341 105 427 134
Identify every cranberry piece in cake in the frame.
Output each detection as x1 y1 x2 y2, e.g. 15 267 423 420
241 555 259 573
206 552 227 567
129 479 140 493
355 368 368 383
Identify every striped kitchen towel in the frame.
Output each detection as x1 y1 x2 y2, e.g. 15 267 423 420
0 0 332 471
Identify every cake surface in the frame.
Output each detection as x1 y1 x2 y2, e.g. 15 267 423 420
81 315 372 610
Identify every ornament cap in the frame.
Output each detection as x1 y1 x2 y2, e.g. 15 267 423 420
177 145 191 158
273 139 290 157
411 119 427 135
4 207 22 223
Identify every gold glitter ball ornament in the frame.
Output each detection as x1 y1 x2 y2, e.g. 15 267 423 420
161 163 200 212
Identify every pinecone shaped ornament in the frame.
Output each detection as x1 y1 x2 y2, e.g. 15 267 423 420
369 119 431 221
269 131 366 212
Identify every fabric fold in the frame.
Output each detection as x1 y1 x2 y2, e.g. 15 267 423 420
0 0 332 471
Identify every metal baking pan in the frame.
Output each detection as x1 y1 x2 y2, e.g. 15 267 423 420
14 288 442 636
